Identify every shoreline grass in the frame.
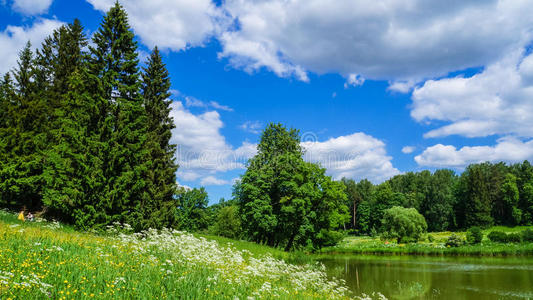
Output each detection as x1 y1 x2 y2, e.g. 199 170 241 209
320 227 533 257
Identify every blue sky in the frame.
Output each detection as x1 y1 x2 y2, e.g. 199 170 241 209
2 0 533 203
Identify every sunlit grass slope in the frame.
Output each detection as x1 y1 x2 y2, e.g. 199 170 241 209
0 210 368 300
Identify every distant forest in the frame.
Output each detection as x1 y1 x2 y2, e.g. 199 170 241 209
1 3 532 250
341 161 533 234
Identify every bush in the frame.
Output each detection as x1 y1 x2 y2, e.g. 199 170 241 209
427 234 435 243
522 228 533 242
211 206 241 239
317 230 345 247
466 226 483 244
507 232 522 243
370 227 378 237
445 234 464 247
487 231 522 243
488 231 508 243
381 206 427 243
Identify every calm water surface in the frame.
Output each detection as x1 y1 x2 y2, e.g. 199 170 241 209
319 255 533 299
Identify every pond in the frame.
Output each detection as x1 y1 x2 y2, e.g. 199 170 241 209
319 255 533 299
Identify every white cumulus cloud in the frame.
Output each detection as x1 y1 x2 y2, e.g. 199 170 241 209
412 49 533 138
183 95 233 112
239 121 262 134
220 0 533 83
87 0 224 51
11 0 53 15
302 133 400 183
200 176 231 186
415 137 533 168
402 146 416 154
86 0 533 85
344 74 365 89
170 101 255 184
0 18 64 75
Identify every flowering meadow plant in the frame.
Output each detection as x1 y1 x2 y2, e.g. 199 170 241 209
0 211 384 299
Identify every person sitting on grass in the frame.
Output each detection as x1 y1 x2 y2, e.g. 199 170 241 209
27 212 34 222
17 209 25 222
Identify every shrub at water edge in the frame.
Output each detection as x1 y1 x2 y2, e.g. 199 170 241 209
487 231 522 243
488 231 508 243
445 234 465 247
466 226 483 244
522 228 533 242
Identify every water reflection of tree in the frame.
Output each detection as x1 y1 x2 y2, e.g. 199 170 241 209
329 258 432 299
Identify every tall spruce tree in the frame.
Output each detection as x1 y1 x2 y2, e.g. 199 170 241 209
6 42 46 211
141 47 178 229
40 20 106 227
89 2 150 229
0 74 17 208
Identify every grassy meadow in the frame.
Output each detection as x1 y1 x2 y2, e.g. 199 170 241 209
0 210 388 300
321 227 533 256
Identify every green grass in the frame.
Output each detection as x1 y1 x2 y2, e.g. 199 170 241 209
195 234 290 260
0 210 354 300
321 226 533 257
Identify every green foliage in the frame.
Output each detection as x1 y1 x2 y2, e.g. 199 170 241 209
369 227 378 238
485 229 524 243
176 187 209 232
488 231 509 243
323 227 533 256
0 5 178 231
466 227 483 244
1 42 46 211
211 205 241 239
381 206 427 243
421 169 457 232
341 178 359 230
236 123 349 251
509 161 533 225
88 2 151 230
500 173 521 225
486 230 522 243
507 232 522 243
315 230 345 247
456 163 495 228
522 228 533 242
358 161 533 233
356 198 372 234
1 215 350 299
38 21 101 227
445 234 464 247
139 46 178 229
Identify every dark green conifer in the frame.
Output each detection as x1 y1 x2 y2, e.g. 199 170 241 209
141 47 178 229
89 2 150 229
40 20 106 228
7 42 45 211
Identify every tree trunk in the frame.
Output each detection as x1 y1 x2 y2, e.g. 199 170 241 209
285 232 297 252
353 200 357 229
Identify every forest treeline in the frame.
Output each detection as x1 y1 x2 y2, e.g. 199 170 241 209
342 161 533 234
0 3 179 230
